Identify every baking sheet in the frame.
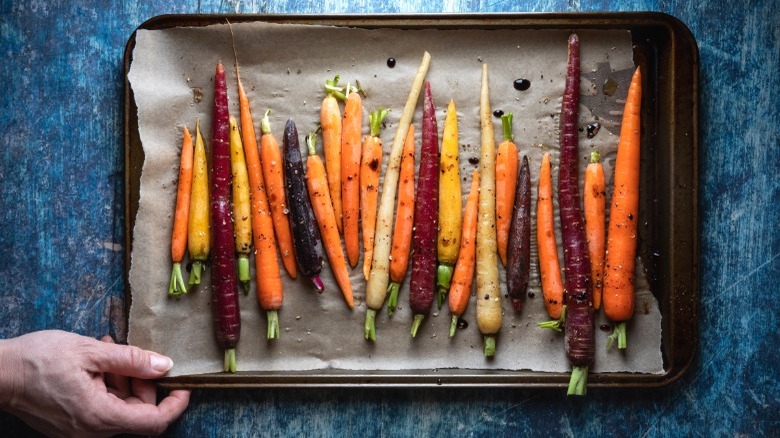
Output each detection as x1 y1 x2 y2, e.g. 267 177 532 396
127 21 663 377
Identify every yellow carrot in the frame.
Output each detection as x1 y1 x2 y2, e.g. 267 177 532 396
436 99 462 309
229 115 253 294
188 120 210 285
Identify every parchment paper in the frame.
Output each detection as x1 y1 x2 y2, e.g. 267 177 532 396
127 21 663 377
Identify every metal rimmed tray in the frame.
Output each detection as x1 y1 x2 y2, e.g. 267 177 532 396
124 12 698 388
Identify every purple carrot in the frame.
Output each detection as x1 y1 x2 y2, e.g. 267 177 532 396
282 118 325 292
210 62 241 373
409 81 440 337
506 155 531 312
558 33 595 396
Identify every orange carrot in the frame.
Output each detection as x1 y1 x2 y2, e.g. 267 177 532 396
236 68 284 339
604 66 643 350
495 113 518 266
321 75 346 234
448 169 479 337
535 153 564 321
386 125 416 316
360 108 389 280
305 133 354 309
187 120 210 286
260 110 298 279
584 150 606 311
169 126 193 297
341 87 363 268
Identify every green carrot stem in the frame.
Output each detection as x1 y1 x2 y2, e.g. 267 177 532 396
365 309 377 341
590 150 601 163
567 366 588 396
267 310 280 340
387 282 400 317
449 315 459 337
501 113 514 141
260 109 272 135
410 314 425 337
606 321 627 349
483 335 496 357
189 261 203 286
436 264 454 309
369 108 390 137
238 255 250 294
538 305 566 332
224 348 237 373
168 262 188 297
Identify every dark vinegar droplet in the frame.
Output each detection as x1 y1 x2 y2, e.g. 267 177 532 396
586 122 601 139
600 324 611 332
493 109 504 118
387 58 396 68
527 291 535 298
468 156 480 165
513 78 531 91
457 318 469 330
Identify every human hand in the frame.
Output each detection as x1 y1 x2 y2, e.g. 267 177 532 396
0 330 190 437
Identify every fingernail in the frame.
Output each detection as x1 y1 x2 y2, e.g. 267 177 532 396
150 354 174 372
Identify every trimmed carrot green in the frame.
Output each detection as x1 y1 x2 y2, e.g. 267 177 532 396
436 99 462 309
535 153 564 320
341 87 363 268
321 75 345 234
209 62 241 373
306 132 354 308
584 150 606 311
361 108 389 280
188 120 210 286
448 170 479 337
236 66 284 340
604 66 643 350
387 126 416 316
169 126 193 297
495 113 519 266
260 110 298 279
476 64 502 356
229 115 253 294
409 82 440 338
365 51 431 341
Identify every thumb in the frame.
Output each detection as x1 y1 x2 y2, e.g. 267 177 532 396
91 341 174 379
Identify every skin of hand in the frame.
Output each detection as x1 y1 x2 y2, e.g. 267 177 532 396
0 330 190 437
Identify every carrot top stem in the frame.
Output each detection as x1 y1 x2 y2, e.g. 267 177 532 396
261 109 272 135
189 262 203 286
365 309 377 341
501 113 514 141
387 283 400 316
449 315 459 338
224 348 237 373
606 321 627 349
410 314 425 337
538 304 567 332
484 335 496 357
369 108 390 137
324 75 348 101
168 263 187 297
238 256 250 294
306 131 318 156
590 150 601 163
567 366 588 396
267 310 280 340
436 266 454 309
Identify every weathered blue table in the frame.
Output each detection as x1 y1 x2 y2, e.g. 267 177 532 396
1 1 777 436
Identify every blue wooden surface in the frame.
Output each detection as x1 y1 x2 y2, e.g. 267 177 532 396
1 0 778 436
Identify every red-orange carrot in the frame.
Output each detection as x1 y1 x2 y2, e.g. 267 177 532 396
386 125 416 316
169 126 193 297
321 75 346 234
341 87 363 268
360 108 389 280
236 67 284 339
495 113 518 266
448 170 479 337
535 153 564 320
603 66 643 350
260 110 298 279
584 150 606 311
305 133 354 308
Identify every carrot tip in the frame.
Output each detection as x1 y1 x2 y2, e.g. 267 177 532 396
410 314 425 338
224 349 237 373
364 309 377 341
483 335 496 357
311 275 325 293
267 310 280 340
567 366 588 396
511 299 523 313
168 262 188 297
188 261 203 286
387 283 401 317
